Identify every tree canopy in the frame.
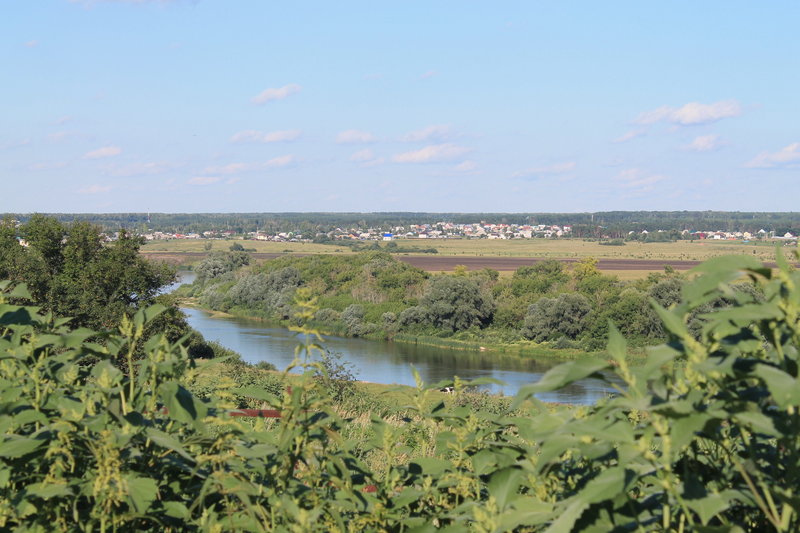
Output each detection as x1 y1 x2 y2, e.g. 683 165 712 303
0 215 175 330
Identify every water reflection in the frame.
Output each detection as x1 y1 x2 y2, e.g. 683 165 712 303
181 306 619 405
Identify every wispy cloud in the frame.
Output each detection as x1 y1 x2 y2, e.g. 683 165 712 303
70 0 188 6
513 161 576 178
453 160 477 173
202 155 296 175
350 149 384 166
30 161 68 171
83 146 121 159
419 70 438 79
24 40 38 48
350 149 375 162
400 124 452 143
187 176 223 185
392 143 471 163
687 134 723 152
0 139 31 150
336 129 376 144
745 142 800 169
265 154 295 168
614 168 666 195
203 163 249 175
612 129 646 143
251 84 301 104
635 99 741 126
79 184 112 194
47 131 83 142
230 129 302 143
109 161 176 177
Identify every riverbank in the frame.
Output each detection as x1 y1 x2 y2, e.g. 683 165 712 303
177 297 651 369
179 297 615 362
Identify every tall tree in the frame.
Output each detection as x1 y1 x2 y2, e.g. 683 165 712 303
0 216 175 330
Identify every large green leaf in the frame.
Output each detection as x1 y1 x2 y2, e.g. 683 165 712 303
0 436 46 458
752 364 800 408
685 493 730 525
487 467 524 511
513 358 610 406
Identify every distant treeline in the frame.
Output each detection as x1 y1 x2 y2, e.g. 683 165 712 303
5 211 800 236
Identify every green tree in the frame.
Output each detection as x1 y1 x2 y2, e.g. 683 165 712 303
420 275 495 332
0 216 175 330
522 292 592 341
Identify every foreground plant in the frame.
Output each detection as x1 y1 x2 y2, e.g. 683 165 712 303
1 250 800 531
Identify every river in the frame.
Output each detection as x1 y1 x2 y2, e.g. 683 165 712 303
174 274 618 404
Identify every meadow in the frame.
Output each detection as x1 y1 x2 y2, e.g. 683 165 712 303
141 237 786 280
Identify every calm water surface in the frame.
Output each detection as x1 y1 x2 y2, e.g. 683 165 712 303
175 274 617 404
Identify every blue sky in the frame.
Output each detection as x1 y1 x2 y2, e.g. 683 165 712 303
3 1 799 213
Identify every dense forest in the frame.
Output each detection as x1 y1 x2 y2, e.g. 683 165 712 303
5 211 800 236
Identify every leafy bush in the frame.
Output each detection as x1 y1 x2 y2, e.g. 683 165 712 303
314 307 341 323
420 275 495 332
522 292 592 341
194 250 250 281
4 251 800 530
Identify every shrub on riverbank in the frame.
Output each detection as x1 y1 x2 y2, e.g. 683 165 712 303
184 250 694 352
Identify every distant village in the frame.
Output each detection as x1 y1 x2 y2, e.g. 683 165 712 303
139 222 798 244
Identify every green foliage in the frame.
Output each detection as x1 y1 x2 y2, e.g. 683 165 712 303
522 292 592 341
0 215 174 331
4 251 800 530
194 250 250 281
420 275 496 332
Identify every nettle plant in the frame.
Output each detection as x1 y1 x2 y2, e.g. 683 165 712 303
1 250 800 532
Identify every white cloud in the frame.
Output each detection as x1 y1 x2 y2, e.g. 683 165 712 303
83 146 121 159
265 154 295 168
612 129 646 143
513 161 576 178
24 40 38 48
614 168 666 193
687 134 723 152
79 184 112 194
349 149 384 166
745 142 800 169
47 131 82 142
400 124 451 142
200 156 296 176
202 163 250 175
635 99 741 126
70 0 188 6
187 177 222 185
230 129 302 143
0 139 31 150
350 149 375 162
110 161 176 177
453 160 477 173
336 129 376 144
392 143 471 163
419 70 438 79
251 84 301 104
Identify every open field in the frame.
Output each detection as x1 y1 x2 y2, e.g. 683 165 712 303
141 238 794 278
142 237 788 262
